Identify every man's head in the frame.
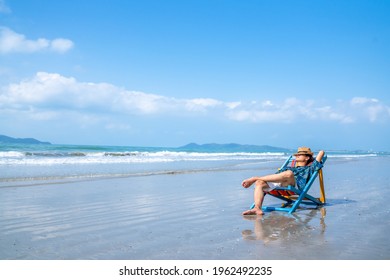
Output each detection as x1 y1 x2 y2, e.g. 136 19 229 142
294 147 313 156
294 147 314 163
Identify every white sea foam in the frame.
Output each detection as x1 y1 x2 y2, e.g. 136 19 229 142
0 151 25 158
0 148 385 166
0 150 286 165
0 146 387 184
327 153 378 158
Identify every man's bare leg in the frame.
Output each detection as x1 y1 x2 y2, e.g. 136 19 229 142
242 170 295 215
241 170 295 189
242 179 268 215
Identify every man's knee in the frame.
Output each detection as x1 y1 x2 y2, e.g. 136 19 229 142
282 170 294 179
255 179 269 191
281 170 295 185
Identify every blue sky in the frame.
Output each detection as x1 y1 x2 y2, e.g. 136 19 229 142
0 0 389 151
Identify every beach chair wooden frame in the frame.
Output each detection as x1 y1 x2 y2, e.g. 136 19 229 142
250 154 327 214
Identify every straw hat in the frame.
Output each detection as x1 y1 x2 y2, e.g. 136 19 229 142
294 147 314 156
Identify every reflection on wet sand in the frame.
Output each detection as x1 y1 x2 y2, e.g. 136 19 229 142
242 208 326 243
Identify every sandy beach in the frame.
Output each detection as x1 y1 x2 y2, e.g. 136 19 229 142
1 156 389 260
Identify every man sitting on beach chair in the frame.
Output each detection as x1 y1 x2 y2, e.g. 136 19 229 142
241 147 325 215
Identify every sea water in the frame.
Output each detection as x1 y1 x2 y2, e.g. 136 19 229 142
1 143 390 260
0 143 385 186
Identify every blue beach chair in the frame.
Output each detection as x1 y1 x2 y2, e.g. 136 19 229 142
250 154 327 214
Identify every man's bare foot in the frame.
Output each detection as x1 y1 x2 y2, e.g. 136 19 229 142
242 177 257 188
242 208 264 215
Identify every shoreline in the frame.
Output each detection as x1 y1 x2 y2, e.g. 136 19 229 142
1 156 389 260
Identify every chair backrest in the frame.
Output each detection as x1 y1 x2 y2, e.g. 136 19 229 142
300 154 327 203
280 154 327 203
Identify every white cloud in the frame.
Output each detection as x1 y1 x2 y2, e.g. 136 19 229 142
227 98 302 123
226 97 388 124
1 72 389 128
225 101 241 109
262 100 274 107
50 38 74 53
0 72 181 116
185 98 222 112
350 97 379 105
0 72 231 117
117 91 177 114
315 106 354 124
350 96 390 122
0 27 74 54
229 109 293 123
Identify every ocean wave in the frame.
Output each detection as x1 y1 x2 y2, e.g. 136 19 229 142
328 153 378 158
0 151 25 158
0 146 387 166
0 150 286 165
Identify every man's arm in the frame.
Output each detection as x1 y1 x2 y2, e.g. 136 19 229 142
316 150 325 162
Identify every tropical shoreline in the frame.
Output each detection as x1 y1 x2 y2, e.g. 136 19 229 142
0 156 389 259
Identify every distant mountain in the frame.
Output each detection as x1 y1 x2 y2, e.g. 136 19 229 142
178 143 291 153
0 135 51 145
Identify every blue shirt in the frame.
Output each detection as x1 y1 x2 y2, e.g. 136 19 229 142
277 159 323 190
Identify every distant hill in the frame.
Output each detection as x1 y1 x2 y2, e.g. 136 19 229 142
178 143 291 153
0 135 51 145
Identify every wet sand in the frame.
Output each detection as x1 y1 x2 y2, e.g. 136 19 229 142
1 156 389 259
